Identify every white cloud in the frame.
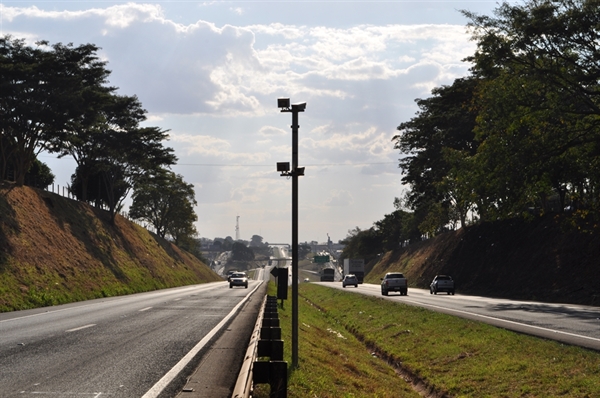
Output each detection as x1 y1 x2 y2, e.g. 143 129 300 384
259 126 288 137
230 7 244 16
170 133 271 163
325 190 354 207
2 5 474 118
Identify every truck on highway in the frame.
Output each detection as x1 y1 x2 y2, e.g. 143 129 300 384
380 272 408 296
343 258 365 284
430 275 455 295
320 267 335 282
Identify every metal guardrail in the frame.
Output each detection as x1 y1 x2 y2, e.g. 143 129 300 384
232 295 266 398
232 295 287 398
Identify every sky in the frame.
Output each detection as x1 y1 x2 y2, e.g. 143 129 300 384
1 1 503 244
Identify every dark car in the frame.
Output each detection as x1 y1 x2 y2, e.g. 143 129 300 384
226 270 237 282
229 272 249 289
342 274 359 288
430 275 455 295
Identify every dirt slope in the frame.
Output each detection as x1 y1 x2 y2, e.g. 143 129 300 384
0 183 221 312
366 215 600 306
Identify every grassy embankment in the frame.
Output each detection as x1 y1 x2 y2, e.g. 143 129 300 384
255 282 600 398
0 185 221 312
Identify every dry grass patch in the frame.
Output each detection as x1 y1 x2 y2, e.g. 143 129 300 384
0 185 221 312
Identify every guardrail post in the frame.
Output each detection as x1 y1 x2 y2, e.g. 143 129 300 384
253 295 287 398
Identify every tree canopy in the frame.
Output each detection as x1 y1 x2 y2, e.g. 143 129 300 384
128 169 197 243
394 0 600 237
393 77 479 229
1 36 111 186
340 200 421 264
1 35 180 227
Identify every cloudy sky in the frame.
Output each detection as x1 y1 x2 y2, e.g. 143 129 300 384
1 1 502 244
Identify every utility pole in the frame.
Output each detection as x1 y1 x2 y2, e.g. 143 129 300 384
276 98 306 369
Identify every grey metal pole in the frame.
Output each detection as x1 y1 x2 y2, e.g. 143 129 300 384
277 98 304 370
291 109 299 369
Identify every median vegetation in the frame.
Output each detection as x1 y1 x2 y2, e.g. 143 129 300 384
259 283 600 397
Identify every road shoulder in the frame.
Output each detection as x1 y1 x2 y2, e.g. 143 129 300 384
175 283 267 398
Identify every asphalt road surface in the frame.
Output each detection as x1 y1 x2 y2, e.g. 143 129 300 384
0 281 262 398
323 282 600 351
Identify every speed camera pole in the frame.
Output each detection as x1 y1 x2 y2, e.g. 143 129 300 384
276 98 306 369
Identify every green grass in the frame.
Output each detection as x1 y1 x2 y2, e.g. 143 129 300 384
256 283 600 398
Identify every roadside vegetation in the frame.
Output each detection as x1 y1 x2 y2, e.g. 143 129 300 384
340 0 600 275
1 35 199 250
0 185 220 312
256 283 600 398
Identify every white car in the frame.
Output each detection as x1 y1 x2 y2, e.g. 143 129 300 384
342 274 358 288
229 272 248 289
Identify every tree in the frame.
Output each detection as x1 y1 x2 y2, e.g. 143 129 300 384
249 235 265 247
247 235 273 258
70 161 128 210
3 158 55 188
373 207 420 251
23 159 55 189
129 170 198 242
393 77 479 230
464 0 600 215
0 36 111 186
0 35 176 224
340 227 382 265
0 129 16 181
1 36 52 185
89 126 176 224
215 237 234 252
49 94 146 202
231 241 254 262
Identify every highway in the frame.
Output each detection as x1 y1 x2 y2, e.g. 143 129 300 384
323 282 600 351
7 253 597 398
0 281 261 398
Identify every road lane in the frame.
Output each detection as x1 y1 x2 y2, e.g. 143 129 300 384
323 282 600 351
0 281 261 398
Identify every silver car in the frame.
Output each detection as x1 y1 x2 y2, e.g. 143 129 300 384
342 274 358 288
229 272 248 289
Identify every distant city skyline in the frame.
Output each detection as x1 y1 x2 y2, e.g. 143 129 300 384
1 1 506 243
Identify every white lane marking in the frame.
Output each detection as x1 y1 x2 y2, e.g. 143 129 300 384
141 282 263 398
139 307 153 312
65 324 96 333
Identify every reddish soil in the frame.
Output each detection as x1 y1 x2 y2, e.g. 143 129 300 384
0 183 221 311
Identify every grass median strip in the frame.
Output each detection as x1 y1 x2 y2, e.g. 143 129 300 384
255 283 600 397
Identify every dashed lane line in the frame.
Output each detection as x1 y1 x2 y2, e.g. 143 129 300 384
65 324 96 333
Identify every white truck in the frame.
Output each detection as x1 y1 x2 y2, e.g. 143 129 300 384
380 272 408 296
343 258 365 284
